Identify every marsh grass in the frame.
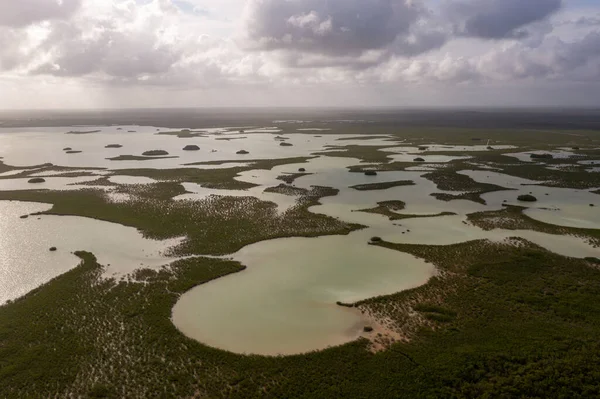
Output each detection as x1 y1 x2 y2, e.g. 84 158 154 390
3 238 600 398
357 200 456 221
313 145 399 163
107 155 178 161
423 167 513 204
0 183 360 256
263 184 308 196
467 205 600 246
276 172 312 184
349 180 415 191
119 157 317 190
2 130 600 397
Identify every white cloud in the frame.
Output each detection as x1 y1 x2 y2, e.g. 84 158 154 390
0 0 599 108
0 0 82 27
242 0 432 56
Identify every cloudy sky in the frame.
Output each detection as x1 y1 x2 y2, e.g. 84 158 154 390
1 0 599 109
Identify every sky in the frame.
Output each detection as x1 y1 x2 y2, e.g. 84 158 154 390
1 0 600 109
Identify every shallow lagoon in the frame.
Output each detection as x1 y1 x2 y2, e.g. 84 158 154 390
463 171 600 229
172 162 599 356
0 126 403 170
0 201 179 304
172 232 435 356
1 125 599 356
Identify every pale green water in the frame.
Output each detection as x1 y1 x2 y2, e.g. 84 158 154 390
172 233 435 356
0 125 598 356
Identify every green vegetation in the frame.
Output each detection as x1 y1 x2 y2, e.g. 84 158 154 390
27 177 45 184
263 184 307 196
336 135 392 141
357 239 600 397
111 167 255 189
0 252 245 398
0 184 360 256
0 161 14 174
71 177 118 187
184 156 313 168
313 144 398 163
518 194 538 202
1 126 600 398
3 238 600 397
157 129 206 138
413 304 457 323
424 168 511 205
276 172 312 184
215 136 247 141
530 153 553 160
347 161 417 173
357 200 456 221
107 155 178 161
467 205 600 246
142 150 170 156
499 163 600 189
109 157 313 190
66 130 101 134
105 144 123 148
349 180 414 191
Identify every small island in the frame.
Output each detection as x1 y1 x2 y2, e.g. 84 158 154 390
530 153 553 160
518 194 538 202
142 150 170 156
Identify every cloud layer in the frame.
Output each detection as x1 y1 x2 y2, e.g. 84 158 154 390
445 0 562 39
244 0 421 55
0 0 599 108
0 0 82 27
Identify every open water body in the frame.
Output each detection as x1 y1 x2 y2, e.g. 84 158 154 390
0 125 598 355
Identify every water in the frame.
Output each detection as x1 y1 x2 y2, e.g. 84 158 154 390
462 171 600 229
0 201 180 304
0 124 598 356
172 233 435 356
0 126 400 170
0 176 101 191
172 162 599 356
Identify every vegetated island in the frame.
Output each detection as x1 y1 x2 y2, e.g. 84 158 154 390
142 150 170 156
350 180 415 191
65 130 101 135
0 125 599 398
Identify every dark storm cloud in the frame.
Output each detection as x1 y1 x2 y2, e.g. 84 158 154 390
445 0 563 39
244 0 436 57
553 31 600 72
0 0 82 27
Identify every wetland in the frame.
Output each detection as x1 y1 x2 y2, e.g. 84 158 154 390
0 111 599 398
